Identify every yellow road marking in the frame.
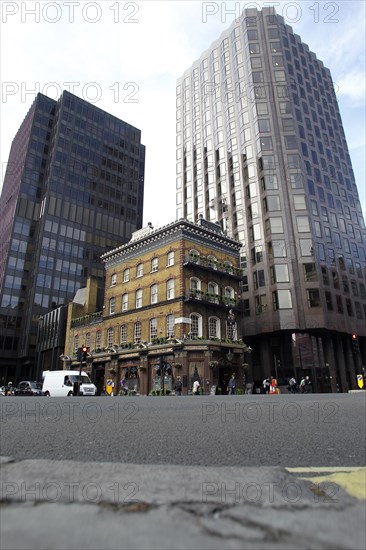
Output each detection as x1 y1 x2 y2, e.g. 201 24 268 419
286 467 366 500
287 467 363 473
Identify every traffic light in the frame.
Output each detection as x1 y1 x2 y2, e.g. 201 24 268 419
82 345 88 362
351 334 359 354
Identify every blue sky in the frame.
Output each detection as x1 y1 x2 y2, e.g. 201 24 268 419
1 0 365 227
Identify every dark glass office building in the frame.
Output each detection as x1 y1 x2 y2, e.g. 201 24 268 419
177 7 366 391
0 91 145 383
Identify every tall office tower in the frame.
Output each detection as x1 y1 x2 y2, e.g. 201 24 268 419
177 7 366 391
0 91 145 382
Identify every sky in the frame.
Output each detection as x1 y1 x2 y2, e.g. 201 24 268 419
0 0 365 228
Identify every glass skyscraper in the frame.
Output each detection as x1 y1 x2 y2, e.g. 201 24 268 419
0 91 145 383
176 7 365 391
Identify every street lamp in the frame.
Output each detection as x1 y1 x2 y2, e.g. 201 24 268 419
159 356 172 395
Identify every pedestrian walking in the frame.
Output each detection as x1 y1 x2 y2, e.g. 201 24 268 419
192 380 201 395
303 376 312 393
227 374 236 395
262 378 270 394
174 376 183 395
5 382 14 396
288 376 298 394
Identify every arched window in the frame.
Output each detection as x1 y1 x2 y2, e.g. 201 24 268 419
149 318 157 340
226 313 237 340
107 327 114 347
151 284 158 304
120 324 127 343
151 257 158 272
134 321 141 343
209 317 220 339
190 277 201 298
122 293 128 312
167 279 174 300
190 313 202 337
136 288 142 308
166 314 175 337
111 273 117 286
123 268 130 282
136 263 143 277
167 251 174 266
224 261 233 274
207 282 219 303
207 255 217 269
224 286 235 305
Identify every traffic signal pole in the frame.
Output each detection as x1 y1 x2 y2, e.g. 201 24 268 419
351 334 363 388
75 345 88 395
78 353 83 396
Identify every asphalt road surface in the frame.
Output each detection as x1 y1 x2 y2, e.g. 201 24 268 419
1 393 365 466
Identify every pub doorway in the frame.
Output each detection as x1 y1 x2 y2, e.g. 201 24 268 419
219 366 237 395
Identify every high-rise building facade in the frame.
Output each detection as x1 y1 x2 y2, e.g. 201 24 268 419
176 7 366 391
0 91 145 383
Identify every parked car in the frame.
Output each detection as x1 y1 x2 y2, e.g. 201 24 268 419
15 381 44 396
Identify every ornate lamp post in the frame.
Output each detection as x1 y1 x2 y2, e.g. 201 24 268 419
242 344 253 393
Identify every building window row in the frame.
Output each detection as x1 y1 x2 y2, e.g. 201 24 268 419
74 307 243 351
190 277 235 302
109 280 176 314
113 252 175 286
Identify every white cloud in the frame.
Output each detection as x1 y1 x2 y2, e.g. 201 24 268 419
336 71 366 106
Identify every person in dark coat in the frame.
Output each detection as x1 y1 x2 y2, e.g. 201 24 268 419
227 374 236 395
174 376 182 396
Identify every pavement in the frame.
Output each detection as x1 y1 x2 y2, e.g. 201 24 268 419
1 456 365 549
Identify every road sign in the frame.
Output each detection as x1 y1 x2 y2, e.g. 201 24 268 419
106 378 114 395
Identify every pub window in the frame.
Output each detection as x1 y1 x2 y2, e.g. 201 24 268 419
134 321 141 343
120 324 127 343
149 318 158 340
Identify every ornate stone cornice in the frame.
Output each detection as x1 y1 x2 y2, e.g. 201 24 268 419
101 218 241 267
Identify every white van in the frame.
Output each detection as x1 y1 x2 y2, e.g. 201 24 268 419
42 370 97 397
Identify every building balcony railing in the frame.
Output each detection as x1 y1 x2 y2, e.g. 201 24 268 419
81 337 247 356
185 289 239 308
184 253 244 279
70 311 103 328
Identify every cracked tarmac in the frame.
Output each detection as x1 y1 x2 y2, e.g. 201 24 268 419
0 457 365 549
